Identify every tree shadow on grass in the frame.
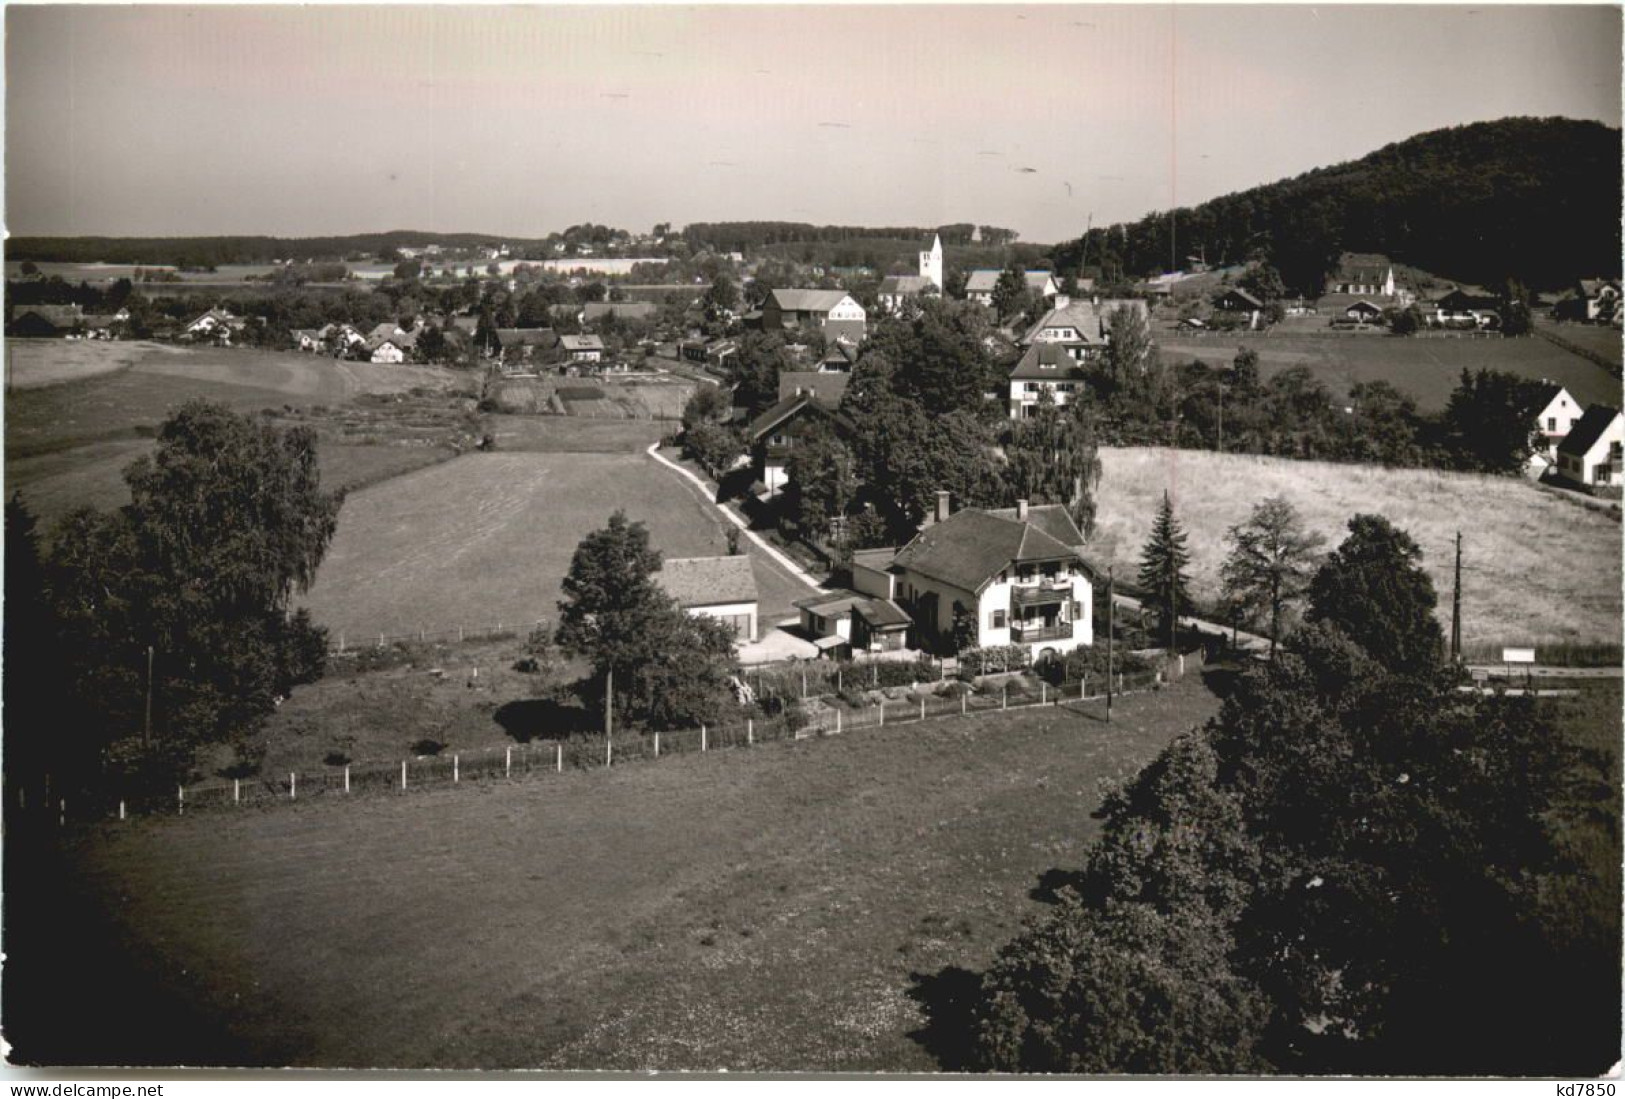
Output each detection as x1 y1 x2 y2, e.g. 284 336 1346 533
904 965 985 1071
1201 662 1247 700
492 697 596 743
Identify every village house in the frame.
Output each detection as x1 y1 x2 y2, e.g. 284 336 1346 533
495 327 559 364
1327 253 1403 299
8 303 85 337
1428 288 1501 328
1008 343 1085 419
367 334 412 363
746 380 853 497
561 334 606 363
817 337 858 373
1556 278 1621 323
656 555 759 643
965 269 1060 307
291 328 324 352
182 307 243 343
760 288 867 344
1019 296 1146 359
1531 383 1584 465
855 493 1094 662
680 337 738 369
794 589 913 658
1213 286 1264 326
1554 405 1624 488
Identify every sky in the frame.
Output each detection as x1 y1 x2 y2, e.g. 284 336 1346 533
6 3 1621 245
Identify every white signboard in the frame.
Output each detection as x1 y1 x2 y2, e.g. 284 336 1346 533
1501 647 1536 665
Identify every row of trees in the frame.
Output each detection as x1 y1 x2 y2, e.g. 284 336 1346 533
969 512 1617 1074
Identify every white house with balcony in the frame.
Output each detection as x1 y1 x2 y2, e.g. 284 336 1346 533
1554 405 1624 488
1008 343 1087 419
855 493 1093 662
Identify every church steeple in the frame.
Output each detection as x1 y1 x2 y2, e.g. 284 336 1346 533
919 233 943 291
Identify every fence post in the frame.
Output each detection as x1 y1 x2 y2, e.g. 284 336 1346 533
119 800 126 822
801 670 807 698
459 626 465 643
505 747 512 779
747 718 754 746
290 772 297 800
836 708 843 734
178 785 185 815
1042 682 1047 706
339 632 345 653
345 765 351 793
879 702 885 727
838 667 843 693
1082 674 1088 700
557 743 563 773
701 723 707 752
1002 685 1008 711
961 691 967 716
454 755 460 783
920 697 926 721
59 799 65 827
654 732 660 759
234 778 241 805
401 760 407 791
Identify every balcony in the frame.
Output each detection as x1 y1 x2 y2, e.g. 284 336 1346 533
1011 581 1072 609
1010 620 1074 643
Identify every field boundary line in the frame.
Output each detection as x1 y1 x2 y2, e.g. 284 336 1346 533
644 442 824 591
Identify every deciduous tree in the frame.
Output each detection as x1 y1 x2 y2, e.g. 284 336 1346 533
1305 513 1441 675
1220 496 1325 656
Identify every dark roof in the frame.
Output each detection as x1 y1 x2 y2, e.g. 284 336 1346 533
1433 288 1498 311
821 339 858 368
1010 342 1085 380
770 288 855 313
983 504 1089 559
777 371 850 405
851 547 898 571
890 508 1079 595
794 591 912 630
495 327 559 347
1216 287 1263 309
657 555 758 608
583 301 658 321
823 319 868 345
748 394 817 440
1556 405 1622 459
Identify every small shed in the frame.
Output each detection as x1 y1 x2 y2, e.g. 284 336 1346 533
657 555 760 643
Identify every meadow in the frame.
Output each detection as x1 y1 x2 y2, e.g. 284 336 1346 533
495 374 692 420
5 676 1225 1069
1091 447 1623 650
5 343 466 531
1157 330 1620 411
295 449 817 643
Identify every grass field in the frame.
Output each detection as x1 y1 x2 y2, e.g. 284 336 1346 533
1157 331 1620 411
296 450 817 642
496 374 693 420
4 338 159 388
1090 447 1622 649
5 676 1225 1069
5 343 469 531
1534 317 1624 371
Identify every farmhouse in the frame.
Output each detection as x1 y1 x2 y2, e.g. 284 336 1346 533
656 555 759 643
1213 286 1264 323
8 303 84 337
291 328 324 352
794 589 913 658
182 307 243 342
858 493 1093 661
1429 288 1500 328
1554 404 1624 488
561 334 606 363
367 336 411 364
1008 343 1086 419
1556 278 1621 323
761 289 867 344
777 371 850 406
1019 297 1146 359
495 328 559 363
1327 253 1398 298
1341 299 1384 324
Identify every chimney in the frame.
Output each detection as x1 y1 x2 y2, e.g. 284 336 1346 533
935 490 952 524
1016 498 1029 522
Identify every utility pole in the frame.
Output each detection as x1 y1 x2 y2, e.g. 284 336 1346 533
1105 567 1114 723
1451 531 1463 664
604 665 614 766
1216 382 1224 453
144 645 154 747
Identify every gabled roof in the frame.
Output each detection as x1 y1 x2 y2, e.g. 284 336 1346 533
1530 382 1571 412
1024 271 1057 293
24 304 84 326
878 275 936 296
983 504 1089 562
1331 252 1393 282
795 590 912 630
965 269 1002 293
769 288 856 314
1556 405 1622 459
777 371 850 406
583 301 658 321
1579 279 1620 298
561 334 606 351
889 508 1080 595
820 339 858 369
1010 342 1085 380
1216 287 1263 309
657 555 758 609
1433 288 1498 311
748 394 821 441
1021 300 1109 345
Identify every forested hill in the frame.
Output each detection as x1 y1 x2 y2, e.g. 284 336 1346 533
1050 117 1622 292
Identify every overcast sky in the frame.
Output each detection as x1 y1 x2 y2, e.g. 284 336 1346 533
6 4 1620 244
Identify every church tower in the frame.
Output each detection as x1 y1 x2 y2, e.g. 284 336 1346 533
918 233 943 290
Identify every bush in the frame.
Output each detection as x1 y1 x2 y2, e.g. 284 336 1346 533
323 751 352 767
958 644 1031 678
1061 645 1154 683
410 738 445 757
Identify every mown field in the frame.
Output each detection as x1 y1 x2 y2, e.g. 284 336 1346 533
1157 331 1620 411
295 450 817 643
5 676 1226 1069
5 343 468 532
495 374 692 420
1091 447 1623 649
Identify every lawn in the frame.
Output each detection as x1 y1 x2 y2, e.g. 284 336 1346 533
296 450 818 643
1157 331 1620 411
4 675 1225 1069
1090 447 1622 649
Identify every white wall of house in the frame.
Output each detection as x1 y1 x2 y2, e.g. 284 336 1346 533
1536 389 1581 457
1008 379 1081 419
1561 417 1625 486
822 297 867 324
852 562 896 600
685 601 758 643
800 608 852 642
371 342 406 364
